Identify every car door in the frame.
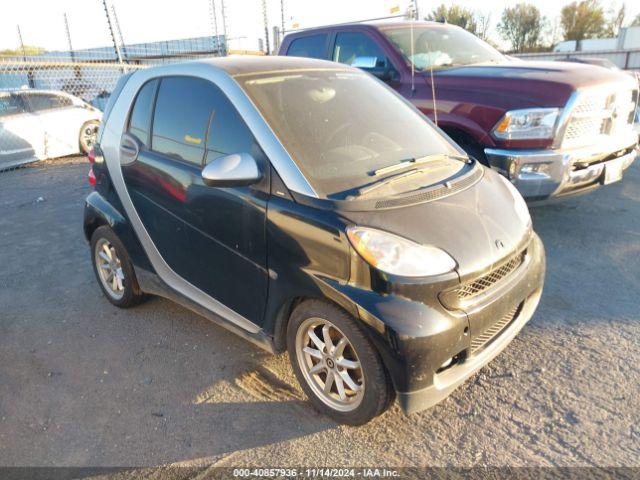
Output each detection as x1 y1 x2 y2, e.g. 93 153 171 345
0 92 45 165
120 76 270 325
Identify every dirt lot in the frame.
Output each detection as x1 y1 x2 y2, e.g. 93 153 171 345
0 156 639 469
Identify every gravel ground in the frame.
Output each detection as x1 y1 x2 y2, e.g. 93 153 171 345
0 156 638 470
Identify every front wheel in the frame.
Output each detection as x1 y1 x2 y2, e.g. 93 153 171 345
287 300 394 425
79 120 100 155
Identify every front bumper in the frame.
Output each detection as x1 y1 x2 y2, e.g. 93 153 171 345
350 233 545 415
485 135 638 201
397 287 542 414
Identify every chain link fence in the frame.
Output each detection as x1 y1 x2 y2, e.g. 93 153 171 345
0 36 233 171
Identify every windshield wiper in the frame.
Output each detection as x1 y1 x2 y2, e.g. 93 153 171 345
371 153 469 177
353 168 425 199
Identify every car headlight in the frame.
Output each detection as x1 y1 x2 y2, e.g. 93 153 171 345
346 226 456 277
493 108 560 140
499 175 531 226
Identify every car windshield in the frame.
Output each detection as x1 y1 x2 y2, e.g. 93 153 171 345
237 69 462 199
380 24 504 70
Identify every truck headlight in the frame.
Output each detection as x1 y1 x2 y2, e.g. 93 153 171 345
493 108 560 140
346 226 456 277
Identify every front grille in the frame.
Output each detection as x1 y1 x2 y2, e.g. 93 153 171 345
457 250 526 300
562 87 638 147
471 303 522 354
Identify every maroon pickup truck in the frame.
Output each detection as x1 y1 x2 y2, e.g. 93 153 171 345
279 21 639 201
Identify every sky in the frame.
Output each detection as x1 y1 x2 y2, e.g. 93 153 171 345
0 0 637 53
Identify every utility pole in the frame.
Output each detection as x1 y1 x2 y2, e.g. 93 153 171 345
412 0 419 20
261 0 270 54
64 13 75 58
17 25 35 88
101 0 122 63
16 25 27 60
280 0 285 34
111 5 127 62
220 0 228 55
210 0 220 55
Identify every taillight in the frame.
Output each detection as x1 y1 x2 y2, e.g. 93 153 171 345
88 167 97 187
88 147 96 164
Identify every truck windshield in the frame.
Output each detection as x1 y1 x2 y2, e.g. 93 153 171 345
380 24 504 70
237 69 462 199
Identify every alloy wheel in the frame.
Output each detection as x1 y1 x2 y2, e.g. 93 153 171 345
81 123 99 151
295 317 364 412
94 238 125 300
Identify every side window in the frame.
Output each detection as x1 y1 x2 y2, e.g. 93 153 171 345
287 34 328 59
333 32 388 68
152 77 217 165
128 79 158 148
22 93 70 112
205 92 256 165
51 94 73 108
0 94 26 117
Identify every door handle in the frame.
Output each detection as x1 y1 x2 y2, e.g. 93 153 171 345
119 133 140 164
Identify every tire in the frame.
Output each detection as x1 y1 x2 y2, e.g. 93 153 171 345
90 226 146 308
446 130 489 166
287 299 394 425
79 120 100 155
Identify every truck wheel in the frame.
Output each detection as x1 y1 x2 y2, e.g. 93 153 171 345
79 120 100 155
446 130 488 166
287 300 393 425
90 226 146 308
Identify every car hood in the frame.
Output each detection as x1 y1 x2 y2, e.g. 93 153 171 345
341 166 531 278
430 60 635 108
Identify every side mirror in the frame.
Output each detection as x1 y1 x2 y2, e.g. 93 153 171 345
352 56 378 69
201 153 261 187
352 57 396 82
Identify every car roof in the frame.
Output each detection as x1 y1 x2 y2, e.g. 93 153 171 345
139 55 352 79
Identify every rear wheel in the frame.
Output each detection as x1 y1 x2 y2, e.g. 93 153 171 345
287 300 393 425
90 226 145 308
79 120 100 155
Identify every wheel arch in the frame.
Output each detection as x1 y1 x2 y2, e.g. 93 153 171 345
440 125 490 165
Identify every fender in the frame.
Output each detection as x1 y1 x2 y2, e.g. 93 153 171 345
83 190 153 273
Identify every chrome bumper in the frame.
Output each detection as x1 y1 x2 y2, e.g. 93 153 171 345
485 136 639 200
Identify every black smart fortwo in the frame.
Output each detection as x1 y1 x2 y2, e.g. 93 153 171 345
84 56 545 425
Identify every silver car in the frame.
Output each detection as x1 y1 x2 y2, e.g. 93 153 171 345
0 89 102 170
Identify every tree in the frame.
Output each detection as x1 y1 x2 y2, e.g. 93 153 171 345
0 45 46 56
632 13 640 26
560 0 606 41
605 4 626 36
427 4 479 36
476 13 492 41
497 4 545 52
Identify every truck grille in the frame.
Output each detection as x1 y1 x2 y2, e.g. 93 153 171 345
562 87 638 147
471 303 522 354
457 250 526 300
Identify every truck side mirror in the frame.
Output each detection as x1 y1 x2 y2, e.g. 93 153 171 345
352 57 397 83
352 56 378 69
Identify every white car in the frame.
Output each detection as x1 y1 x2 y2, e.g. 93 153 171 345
0 89 102 170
